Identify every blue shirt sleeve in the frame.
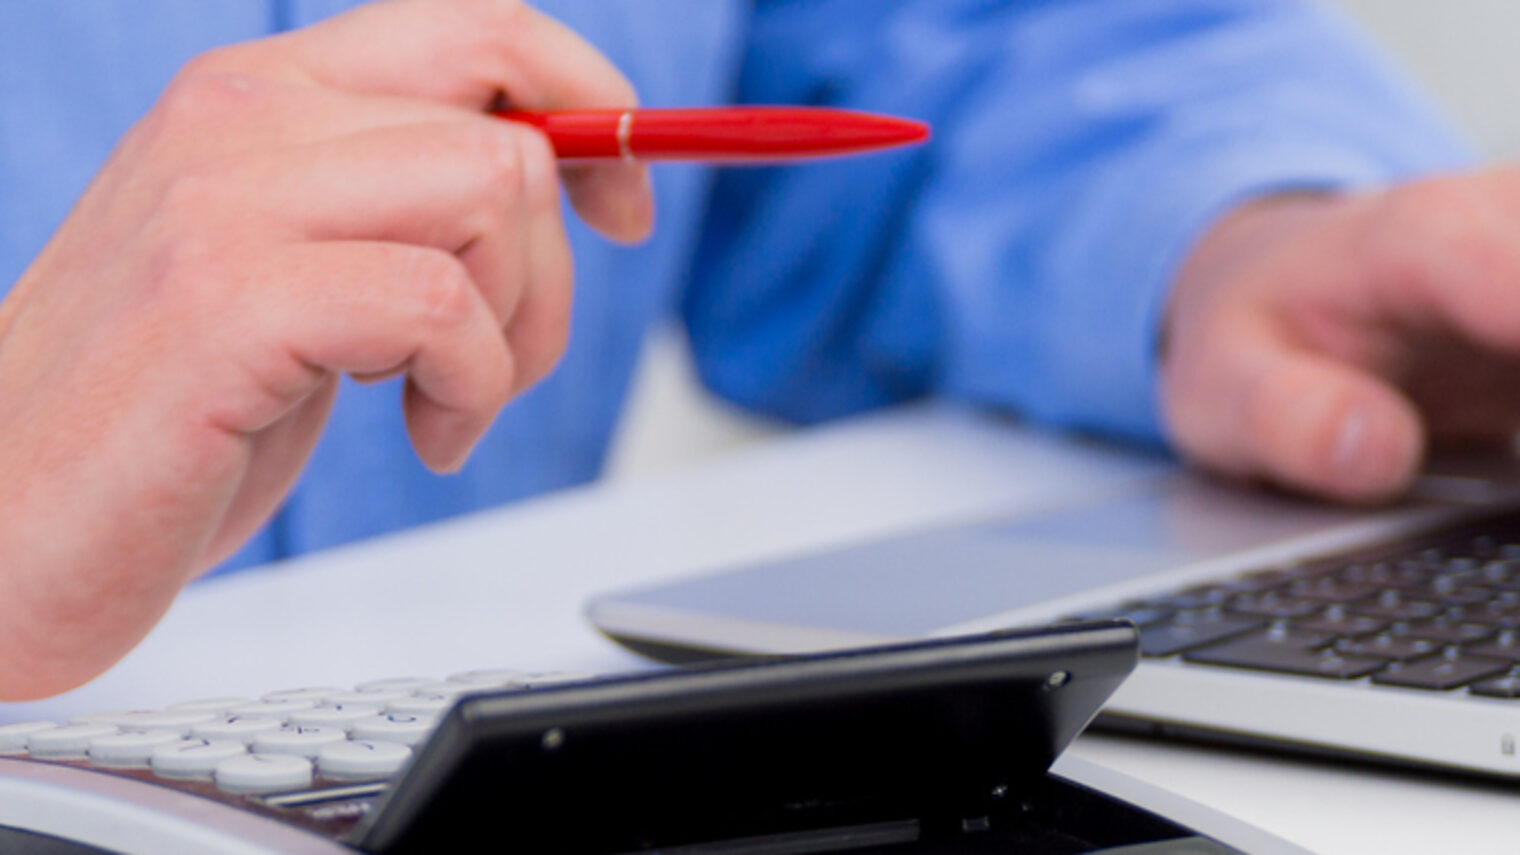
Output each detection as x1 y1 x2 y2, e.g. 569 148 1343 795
681 0 1473 447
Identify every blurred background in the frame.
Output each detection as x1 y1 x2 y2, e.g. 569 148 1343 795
604 0 1520 481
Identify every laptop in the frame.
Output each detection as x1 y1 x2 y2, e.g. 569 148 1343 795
587 426 1520 780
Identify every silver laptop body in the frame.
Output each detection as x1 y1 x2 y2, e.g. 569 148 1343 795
589 428 1520 779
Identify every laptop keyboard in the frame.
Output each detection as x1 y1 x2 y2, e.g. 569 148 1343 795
1071 512 1520 697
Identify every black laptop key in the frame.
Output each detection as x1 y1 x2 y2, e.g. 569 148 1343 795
1332 633 1441 662
1370 654 1510 691
1182 629 1387 680
1462 595 1520 629
1392 617 1495 646
1286 577 1381 604
1339 562 1423 587
1464 630 1520 663
1289 611 1387 638
1397 580 1493 608
1227 592 1323 620
1479 559 1520 584
1347 590 1443 621
1469 672 1520 699
1220 564 1331 593
1138 613 1266 657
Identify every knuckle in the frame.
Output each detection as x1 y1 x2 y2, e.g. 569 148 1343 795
441 0 527 73
537 319 571 375
459 0 529 34
407 251 478 329
140 225 217 303
139 163 247 300
604 75 639 109
535 308 573 372
155 163 232 228
156 66 255 128
457 127 530 233
1365 178 1475 282
177 46 244 78
513 130 560 203
489 345 519 409
455 125 525 204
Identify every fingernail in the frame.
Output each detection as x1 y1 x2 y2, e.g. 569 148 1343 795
625 168 655 240
1332 405 1412 497
1332 407 1369 479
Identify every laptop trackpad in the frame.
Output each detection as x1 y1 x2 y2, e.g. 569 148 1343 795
607 475 1373 638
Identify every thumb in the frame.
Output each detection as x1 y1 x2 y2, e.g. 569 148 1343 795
1168 332 1425 502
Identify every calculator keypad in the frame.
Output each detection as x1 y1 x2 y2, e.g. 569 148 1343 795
0 668 588 803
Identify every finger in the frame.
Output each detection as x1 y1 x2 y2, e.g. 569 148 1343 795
200 377 339 571
457 129 545 322
506 132 576 393
251 242 516 472
187 120 542 284
560 160 655 244
223 119 567 327
1167 324 1424 502
136 72 497 166
250 0 654 240
1365 181 1520 350
277 0 635 109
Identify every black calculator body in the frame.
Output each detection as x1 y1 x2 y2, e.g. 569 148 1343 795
0 621 1257 853
357 620 1214 853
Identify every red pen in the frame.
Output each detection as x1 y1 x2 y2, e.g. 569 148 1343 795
496 107 930 162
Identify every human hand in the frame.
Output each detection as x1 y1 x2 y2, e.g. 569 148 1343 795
1162 176 1520 504
0 0 652 699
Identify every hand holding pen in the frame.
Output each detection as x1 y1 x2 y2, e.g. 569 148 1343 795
0 0 928 700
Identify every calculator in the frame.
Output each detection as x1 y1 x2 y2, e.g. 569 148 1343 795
0 622 1289 854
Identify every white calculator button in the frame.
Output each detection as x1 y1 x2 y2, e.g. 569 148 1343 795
353 677 435 693
287 703 383 730
28 724 119 758
323 690 410 705
88 730 183 767
518 672 594 688
0 722 59 754
224 699 318 720
251 726 348 758
385 695 454 716
317 740 411 781
410 681 490 698
70 709 151 725
445 669 528 687
262 687 343 703
350 713 438 746
167 697 255 714
151 740 246 778
100 710 218 734
215 753 312 793
191 715 283 743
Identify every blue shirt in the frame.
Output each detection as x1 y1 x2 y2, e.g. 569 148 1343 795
0 1 1470 574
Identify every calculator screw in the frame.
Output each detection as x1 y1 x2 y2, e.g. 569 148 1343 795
541 727 565 751
1043 671 1070 691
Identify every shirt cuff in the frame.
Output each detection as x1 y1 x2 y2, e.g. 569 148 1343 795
1016 135 1471 449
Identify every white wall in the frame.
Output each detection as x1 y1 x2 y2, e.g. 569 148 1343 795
1330 0 1520 160
604 0 1513 480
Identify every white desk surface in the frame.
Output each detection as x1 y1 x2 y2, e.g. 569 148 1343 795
7 403 1519 853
